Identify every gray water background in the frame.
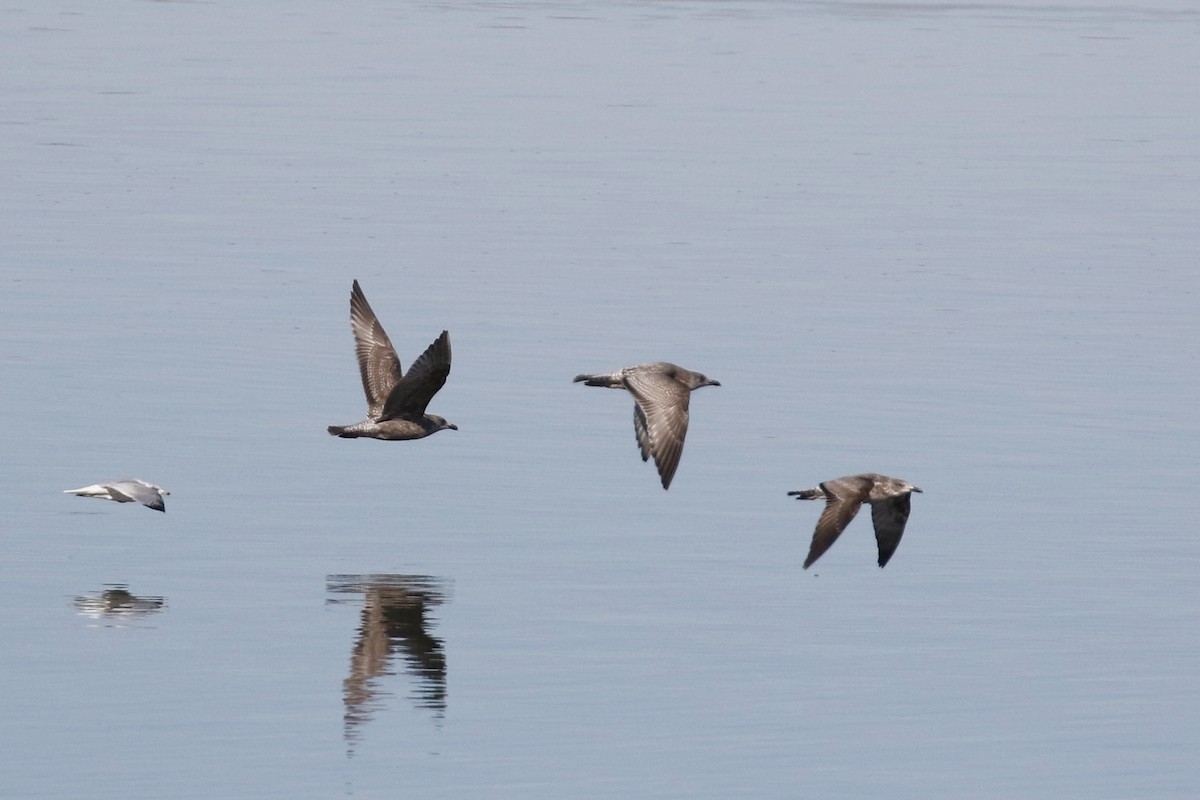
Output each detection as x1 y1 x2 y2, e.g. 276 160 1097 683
1 1 1198 797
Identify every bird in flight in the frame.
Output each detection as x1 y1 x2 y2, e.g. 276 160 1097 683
328 280 456 440
574 362 719 490
64 479 171 513
788 473 922 568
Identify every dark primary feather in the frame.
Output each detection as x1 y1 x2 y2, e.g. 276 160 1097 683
381 330 452 420
870 493 912 568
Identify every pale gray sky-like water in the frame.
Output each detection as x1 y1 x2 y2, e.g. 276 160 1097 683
1 2 1198 798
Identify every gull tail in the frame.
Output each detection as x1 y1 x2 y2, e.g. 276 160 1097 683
573 372 622 387
787 488 823 501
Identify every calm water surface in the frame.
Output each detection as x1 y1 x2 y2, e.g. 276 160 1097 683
1 1 1198 797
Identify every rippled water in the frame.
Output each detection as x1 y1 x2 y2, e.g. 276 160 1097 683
2 1 1198 798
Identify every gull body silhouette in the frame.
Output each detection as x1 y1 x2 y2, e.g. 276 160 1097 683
328 280 456 440
789 473 922 568
64 479 170 513
574 362 719 490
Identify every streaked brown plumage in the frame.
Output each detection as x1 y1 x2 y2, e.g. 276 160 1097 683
574 362 720 490
328 280 456 440
788 473 922 568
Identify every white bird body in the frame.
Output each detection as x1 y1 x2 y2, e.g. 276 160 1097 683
65 479 170 513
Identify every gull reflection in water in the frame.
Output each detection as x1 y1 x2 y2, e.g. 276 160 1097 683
326 574 450 749
74 584 166 627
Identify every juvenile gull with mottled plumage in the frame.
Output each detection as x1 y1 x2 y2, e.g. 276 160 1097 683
64 479 170 513
788 473 922 568
328 280 457 441
574 362 719 490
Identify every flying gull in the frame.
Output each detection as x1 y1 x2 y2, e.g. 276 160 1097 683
64 479 170 513
574 362 720 490
328 280 457 440
788 473 922 568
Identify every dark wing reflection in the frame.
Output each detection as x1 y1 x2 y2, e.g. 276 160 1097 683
74 584 166 625
326 574 450 748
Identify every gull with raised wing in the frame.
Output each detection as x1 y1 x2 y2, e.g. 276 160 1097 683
64 479 170 513
788 473 922 568
328 280 457 440
574 362 719 490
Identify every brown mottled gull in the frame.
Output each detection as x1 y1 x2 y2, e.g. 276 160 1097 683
64 479 170 513
788 473 922 568
574 362 720 490
328 280 457 440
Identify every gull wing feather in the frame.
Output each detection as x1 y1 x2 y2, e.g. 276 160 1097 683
112 479 167 512
804 475 873 568
633 403 653 463
349 280 403 419
623 370 691 490
380 330 452 420
871 493 912 568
